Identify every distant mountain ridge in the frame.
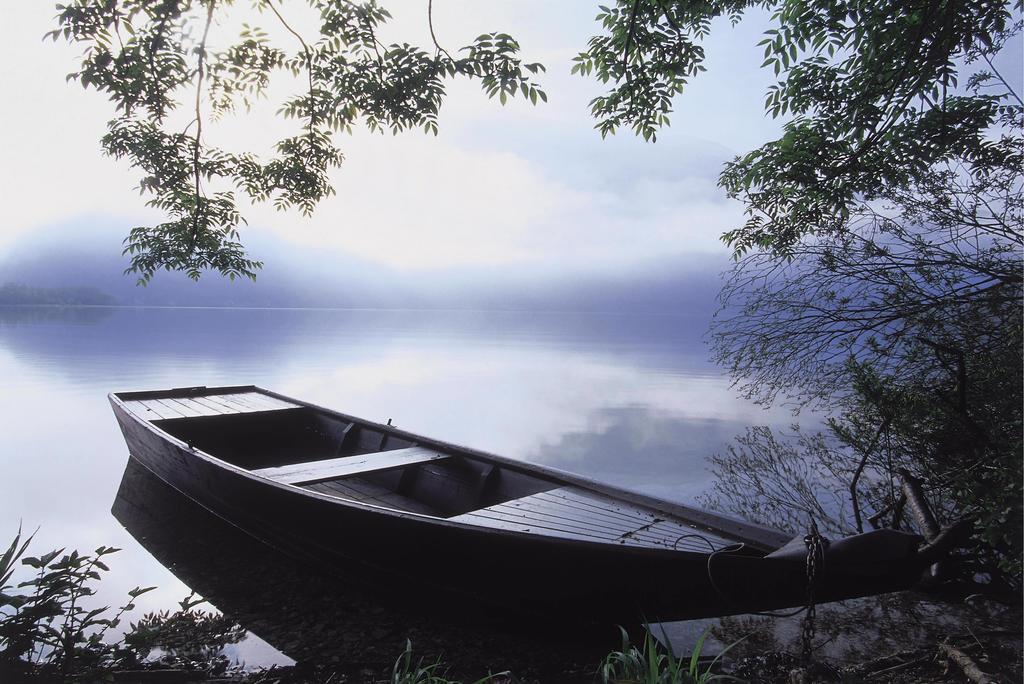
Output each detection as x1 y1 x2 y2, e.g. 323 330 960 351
0 282 115 306
0 220 726 316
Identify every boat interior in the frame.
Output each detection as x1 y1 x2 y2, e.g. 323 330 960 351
117 388 733 552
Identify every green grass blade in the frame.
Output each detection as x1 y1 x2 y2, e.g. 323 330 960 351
1 525 35 588
689 629 708 675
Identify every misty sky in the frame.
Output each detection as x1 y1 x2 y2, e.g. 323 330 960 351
2 3 1019 284
0 2 793 282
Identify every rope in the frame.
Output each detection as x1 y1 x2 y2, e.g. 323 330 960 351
704 542 810 619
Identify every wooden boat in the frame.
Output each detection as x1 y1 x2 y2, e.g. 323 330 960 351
109 385 932 622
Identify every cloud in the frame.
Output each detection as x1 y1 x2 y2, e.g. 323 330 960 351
249 135 589 269
0 1 784 277
239 123 746 275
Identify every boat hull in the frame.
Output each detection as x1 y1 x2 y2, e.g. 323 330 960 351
110 393 926 623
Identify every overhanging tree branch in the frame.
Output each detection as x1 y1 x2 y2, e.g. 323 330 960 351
191 0 216 252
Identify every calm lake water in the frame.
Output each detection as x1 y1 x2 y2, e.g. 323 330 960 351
0 306 792 669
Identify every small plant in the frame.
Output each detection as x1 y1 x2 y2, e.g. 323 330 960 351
1 526 248 680
389 640 511 684
391 640 451 684
597 626 741 684
0 526 38 668
1 526 158 678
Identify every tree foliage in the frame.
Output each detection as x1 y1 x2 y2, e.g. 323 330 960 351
699 20 1023 577
50 0 546 282
688 1 1024 581
703 425 862 536
712 153 1022 409
577 0 1022 256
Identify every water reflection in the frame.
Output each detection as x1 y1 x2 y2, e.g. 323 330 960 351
0 306 792 625
112 458 612 681
531 406 752 500
0 306 716 377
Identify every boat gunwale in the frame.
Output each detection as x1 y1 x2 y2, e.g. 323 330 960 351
109 386 790 553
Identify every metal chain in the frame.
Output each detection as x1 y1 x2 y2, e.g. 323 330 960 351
800 519 824 667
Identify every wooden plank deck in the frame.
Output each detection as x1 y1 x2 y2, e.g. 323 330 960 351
252 446 447 485
123 391 301 420
448 487 733 551
158 398 206 418
131 399 184 419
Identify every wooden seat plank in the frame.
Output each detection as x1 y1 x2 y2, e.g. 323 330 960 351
550 488 735 548
489 499 642 539
125 399 182 419
447 510 611 544
157 398 204 418
485 497 683 547
230 392 299 411
452 508 712 549
197 394 245 413
189 392 300 414
207 394 257 413
253 446 448 485
539 488 662 524
450 509 675 548
147 399 190 418
507 492 704 547
543 488 695 528
503 488 656 529
453 487 733 551
254 393 301 410
500 491 654 528
171 397 222 417
127 391 301 421
217 393 273 412
188 396 234 415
